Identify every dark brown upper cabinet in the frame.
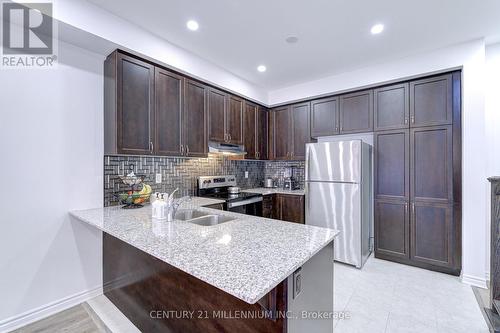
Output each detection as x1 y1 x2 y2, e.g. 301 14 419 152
339 90 373 134
105 52 155 155
290 102 312 160
183 79 208 157
227 95 244 144
154 68 183 156
243 102 257 159
374 83 409 131
410 74 453 127
257 106 268 160
208 87 227 143
269 103 311 161
208 89 243 145
243 102 268 160
310 97 339 138
270 106 291 160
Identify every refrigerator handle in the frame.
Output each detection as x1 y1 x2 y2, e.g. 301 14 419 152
305 147 310 181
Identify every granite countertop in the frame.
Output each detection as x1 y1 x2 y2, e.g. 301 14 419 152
70 196 337 305
243 187 306 196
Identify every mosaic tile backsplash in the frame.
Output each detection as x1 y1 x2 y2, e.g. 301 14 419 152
104 155 305 206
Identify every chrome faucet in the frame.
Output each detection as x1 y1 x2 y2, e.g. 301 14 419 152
165 191 192 222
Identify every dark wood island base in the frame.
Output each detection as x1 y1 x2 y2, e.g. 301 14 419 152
103 233 288 333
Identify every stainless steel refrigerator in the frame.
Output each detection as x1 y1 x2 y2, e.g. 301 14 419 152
305 140 372 268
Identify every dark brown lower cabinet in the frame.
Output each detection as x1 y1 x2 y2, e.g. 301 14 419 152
375 124 460 275
374 199 409 259
263 194 304 224
411 202 453 268
279 194 305 223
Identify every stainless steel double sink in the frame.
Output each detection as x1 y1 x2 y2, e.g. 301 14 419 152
175 209 235 226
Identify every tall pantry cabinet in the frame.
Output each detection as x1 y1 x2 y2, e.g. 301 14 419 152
374 72 461 275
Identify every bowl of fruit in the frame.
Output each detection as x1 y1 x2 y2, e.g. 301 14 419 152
116 171 153 209
118 183 152 209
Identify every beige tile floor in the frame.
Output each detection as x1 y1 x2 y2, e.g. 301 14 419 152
334 257 489 333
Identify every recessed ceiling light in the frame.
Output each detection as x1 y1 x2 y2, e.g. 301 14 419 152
186 20 199 31
285 36 299 44
370 23 384 35
257 65 267 72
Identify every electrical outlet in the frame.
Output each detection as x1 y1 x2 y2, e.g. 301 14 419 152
244 171 249 179
155 173 162 184
293 267 302 299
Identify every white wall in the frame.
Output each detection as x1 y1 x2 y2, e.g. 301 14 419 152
484 43 500 279
269 39 489 287
0 41 104 331
49 0 268 104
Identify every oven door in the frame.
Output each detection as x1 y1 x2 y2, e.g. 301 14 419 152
226 197 263 217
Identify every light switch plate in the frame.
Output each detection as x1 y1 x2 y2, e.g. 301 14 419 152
293 267 302 299
244 171 249 179
155 173 162 184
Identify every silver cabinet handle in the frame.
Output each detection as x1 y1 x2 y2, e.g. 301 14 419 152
412 203 415 216
405 202 408 214
150 141 154 154
411 116 415 124
404 117 408 124
228 134 232 142
186 145 189 156
180 144 184 155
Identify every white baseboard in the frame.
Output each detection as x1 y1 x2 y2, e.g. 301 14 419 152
0 286 103 333
462 274 488 289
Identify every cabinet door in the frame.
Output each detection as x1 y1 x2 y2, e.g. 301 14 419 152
410 74 452 127
154 68 183 156
374 130 409 201
117 53 154 154
411 202 453 268
375 199 409 259
208 87 227 142
262 195 275 219
410 126 453 204
257 106 268 160
183 79 208 157
310 97 339 138
279 194 305 223
290 102 311 160
374 83 409 131
227 95 244 144
374 130 410 259
339 90 373 134
272 106 291 160
410 126 454 268
244 102 257 159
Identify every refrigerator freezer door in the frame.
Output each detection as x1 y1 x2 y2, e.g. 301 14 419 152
305 141 362 183
305 181 362 267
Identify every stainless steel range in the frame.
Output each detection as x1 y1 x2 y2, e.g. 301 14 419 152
197 175 263 216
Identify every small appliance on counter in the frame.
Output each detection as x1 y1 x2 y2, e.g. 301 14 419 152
197 175 263 216
283 167 300 190
264 177 276 188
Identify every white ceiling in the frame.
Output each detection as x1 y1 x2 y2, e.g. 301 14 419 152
87 0 500 90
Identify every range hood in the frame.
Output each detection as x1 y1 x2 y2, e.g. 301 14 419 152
208 141 247 156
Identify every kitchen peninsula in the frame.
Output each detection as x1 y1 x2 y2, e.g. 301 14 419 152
70 198 338 333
